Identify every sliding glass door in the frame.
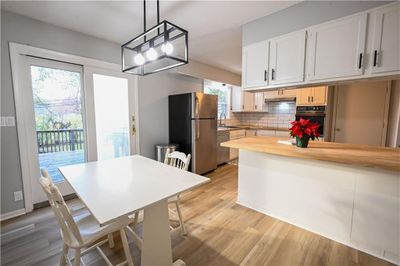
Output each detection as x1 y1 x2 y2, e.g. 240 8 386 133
17 56 138 206
93 74 131 160
19 57 85 203
84 68 137 162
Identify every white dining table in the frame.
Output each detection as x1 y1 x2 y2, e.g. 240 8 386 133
59 155 210 266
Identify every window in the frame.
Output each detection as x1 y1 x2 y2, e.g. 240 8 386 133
204 80 231 119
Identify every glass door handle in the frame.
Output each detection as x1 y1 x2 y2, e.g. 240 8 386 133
131 116 136 136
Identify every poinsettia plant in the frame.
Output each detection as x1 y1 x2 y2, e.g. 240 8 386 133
289 118 320 140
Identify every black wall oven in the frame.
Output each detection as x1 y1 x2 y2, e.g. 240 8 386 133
295 106 326 137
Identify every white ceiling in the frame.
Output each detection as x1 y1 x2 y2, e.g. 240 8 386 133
2 1 300 74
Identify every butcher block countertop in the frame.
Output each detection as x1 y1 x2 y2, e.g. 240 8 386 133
221 136 400 172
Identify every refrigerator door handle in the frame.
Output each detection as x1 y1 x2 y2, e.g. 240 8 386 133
196 119 200 139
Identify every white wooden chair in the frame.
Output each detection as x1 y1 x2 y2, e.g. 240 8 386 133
39 170 134 266
164 149 191 235
41 169 116 248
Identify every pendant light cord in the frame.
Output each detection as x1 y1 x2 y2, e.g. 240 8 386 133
143 0 146 42
143 0 161 42
157 0 160 24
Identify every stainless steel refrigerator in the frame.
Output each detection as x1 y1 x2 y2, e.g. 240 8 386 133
169 92 218 174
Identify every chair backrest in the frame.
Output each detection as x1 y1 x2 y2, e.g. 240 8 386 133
164 149 191 171
39 169 83 247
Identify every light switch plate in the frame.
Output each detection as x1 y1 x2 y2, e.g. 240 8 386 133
1 116 16 127
14 191 23 201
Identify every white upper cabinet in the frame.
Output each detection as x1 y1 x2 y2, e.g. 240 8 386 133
241 3 399 89
370 3 400 74
308 13 368 81
253 92 265 112
242 41 269 88
231 86 243 112
269 30 306 85
243 91 255 111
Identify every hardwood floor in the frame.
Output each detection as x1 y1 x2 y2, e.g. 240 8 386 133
0 164 393 266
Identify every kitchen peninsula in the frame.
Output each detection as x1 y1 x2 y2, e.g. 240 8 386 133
222 137 400 264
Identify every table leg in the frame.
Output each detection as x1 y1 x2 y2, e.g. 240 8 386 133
142 199 182 266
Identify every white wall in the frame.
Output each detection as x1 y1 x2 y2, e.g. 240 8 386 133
137 73 203 158
242 1 391 46
177 60 241 86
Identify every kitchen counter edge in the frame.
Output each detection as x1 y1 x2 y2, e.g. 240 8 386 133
221 136 400 172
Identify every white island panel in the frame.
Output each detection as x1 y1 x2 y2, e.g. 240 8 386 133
237 149 399 264
351 171 399 263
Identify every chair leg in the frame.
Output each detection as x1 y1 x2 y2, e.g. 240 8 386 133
132 211 139 230
73 249 81 266
120 228 134 266
108 233 115 248
60 243 69 266
175 201 187 236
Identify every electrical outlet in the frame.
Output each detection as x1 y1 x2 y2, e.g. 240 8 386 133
14 191 23 201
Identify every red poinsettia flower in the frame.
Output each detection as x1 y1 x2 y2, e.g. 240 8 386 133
289 118 320 140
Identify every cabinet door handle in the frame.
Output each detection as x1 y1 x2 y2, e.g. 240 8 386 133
358 53 363 69
308 96 310 102
373 50 378 67
311 96 314 102
271 69 275 80
255 104 257 110
264 70 267 81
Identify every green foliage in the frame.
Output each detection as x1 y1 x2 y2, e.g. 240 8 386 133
206 87 226 102
31 66 83 130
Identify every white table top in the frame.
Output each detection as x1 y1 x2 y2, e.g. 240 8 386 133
59 155 210 225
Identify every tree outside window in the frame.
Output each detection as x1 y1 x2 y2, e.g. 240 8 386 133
204 80 231 119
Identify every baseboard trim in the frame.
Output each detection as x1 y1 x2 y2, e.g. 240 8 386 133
0 208 26 222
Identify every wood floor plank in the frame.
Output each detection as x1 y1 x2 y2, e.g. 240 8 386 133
0 163 394 266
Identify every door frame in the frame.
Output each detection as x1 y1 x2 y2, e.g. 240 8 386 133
9 42 140 212
18 56 86 205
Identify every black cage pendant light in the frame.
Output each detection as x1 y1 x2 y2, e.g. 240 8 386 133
121 0 188 75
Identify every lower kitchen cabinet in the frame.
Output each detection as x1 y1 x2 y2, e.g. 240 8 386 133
217 131 230 165
245 130 257 137
257 130 290 137
257 130 276 137
275 130 290 137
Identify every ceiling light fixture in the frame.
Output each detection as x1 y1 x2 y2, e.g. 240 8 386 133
121 0 189 76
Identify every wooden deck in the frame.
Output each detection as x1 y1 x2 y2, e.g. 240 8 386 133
39 150 84 182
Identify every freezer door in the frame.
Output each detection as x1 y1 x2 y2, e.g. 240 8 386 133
192 92 218 119
191 118 217 174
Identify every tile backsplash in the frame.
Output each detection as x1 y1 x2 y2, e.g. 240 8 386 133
227 102 296 129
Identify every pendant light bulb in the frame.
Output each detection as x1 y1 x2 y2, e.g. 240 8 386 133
134 53 145 65
146 48 158 61
161 42 174 55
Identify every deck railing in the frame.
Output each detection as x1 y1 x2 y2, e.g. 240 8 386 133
36 129 84 153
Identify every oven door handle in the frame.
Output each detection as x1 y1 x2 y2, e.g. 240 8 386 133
296 113 326 117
